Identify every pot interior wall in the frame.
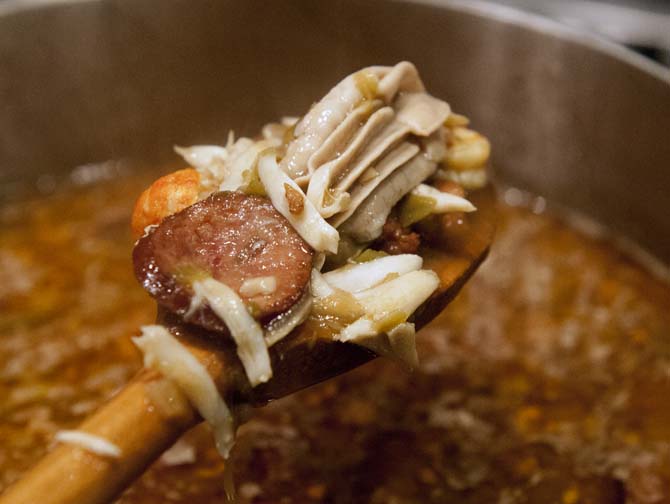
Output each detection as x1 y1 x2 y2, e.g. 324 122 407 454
1 0 669 260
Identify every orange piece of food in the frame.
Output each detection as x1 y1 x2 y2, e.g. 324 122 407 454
131 168 200 238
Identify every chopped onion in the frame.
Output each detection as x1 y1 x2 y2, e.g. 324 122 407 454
386 322 419 369
310 269 335 298
191 278 272 386
323 254 423 293
258 153 339 253
239 276 277 297
313 252 326 271
353 269 439 316
54 430 122 458
264 290 313 347
435 167 488 190
398 183 476 226
132 325 235 457
338 321 418 369
411 183 476 213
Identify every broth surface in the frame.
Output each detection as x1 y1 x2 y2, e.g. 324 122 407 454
1 174 670 503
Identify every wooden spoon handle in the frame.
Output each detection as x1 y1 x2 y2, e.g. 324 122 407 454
0 369 199 504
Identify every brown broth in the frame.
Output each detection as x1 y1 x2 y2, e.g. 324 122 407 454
2 174 670 503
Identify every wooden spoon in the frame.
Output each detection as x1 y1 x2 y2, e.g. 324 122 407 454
0 188 495 504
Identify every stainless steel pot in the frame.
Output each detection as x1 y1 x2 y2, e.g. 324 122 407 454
1 0 669 262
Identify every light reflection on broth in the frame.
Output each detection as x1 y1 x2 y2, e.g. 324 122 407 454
1 172 670 503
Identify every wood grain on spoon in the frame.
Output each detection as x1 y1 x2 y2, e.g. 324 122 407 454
0 189 495 504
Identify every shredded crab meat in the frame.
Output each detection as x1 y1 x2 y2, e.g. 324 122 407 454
310 269 335 298
258 153 339 253
323 254 423 293
332 268 439 364
313 255 439 366
175 144 229 172
175 137 280 196
386 322 419 368
352 269 439 316
190 278 272 386
218 139 277 193
133 325 235 457
160 438 197 466
174 145 230 194
54 430 122 458
338 321 419 369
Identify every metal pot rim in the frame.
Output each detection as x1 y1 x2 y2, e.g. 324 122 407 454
2 0 669 84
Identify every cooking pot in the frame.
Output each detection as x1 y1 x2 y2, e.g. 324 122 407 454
2 2 670 502
1 0 669 262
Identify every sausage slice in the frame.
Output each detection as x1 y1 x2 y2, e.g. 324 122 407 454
133 191 314 332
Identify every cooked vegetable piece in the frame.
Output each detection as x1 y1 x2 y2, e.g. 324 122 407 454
398 183 475 226
351 248 389 263
131 168 200 238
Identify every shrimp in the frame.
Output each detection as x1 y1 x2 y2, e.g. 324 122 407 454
131 168 200 239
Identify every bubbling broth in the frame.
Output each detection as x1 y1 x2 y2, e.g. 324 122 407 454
1 173 670 503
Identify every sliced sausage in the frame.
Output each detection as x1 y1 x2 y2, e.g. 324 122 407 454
433 179 466 198
133 191 314 332
373 215 421 255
